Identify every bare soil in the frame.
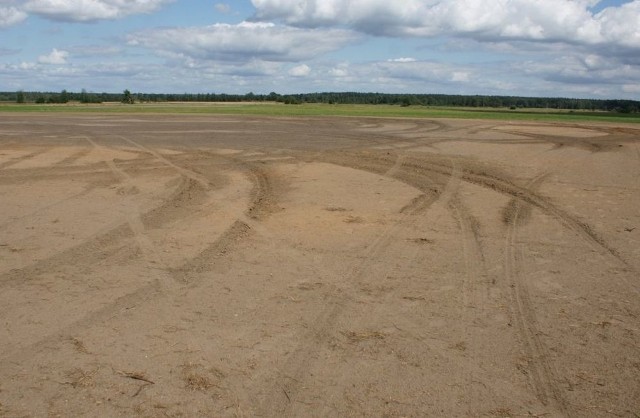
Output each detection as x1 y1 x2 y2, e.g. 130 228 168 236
0 114 639 417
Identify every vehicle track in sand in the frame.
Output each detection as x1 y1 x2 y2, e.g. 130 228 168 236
0 147 53 170
321 151 492 320
0 143 278 369
84 135 178 289
333 150 630 270
54 147 93 166
82 136 281 284
0 143 207 289
503 174 570 416
256 149 493 415
317 148 636 414
0 138 189 364
168 152 279 283
256 155 446 415
1 115 638 417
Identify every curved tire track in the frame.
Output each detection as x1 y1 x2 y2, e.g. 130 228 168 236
0 145 275 369
328 150 628 269
503 173 570 416
255 152 452 415
0 147 53 170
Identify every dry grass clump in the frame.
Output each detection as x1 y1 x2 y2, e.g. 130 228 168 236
65 368 97 388
181 363 221 392
69 337 90 354
342 330 386 343
184 373 216 391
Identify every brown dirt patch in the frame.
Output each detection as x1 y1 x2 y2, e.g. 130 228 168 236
0 114 639 417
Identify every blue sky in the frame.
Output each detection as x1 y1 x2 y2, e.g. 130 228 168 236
1 0 639 99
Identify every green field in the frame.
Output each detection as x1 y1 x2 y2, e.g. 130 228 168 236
1 101 639 123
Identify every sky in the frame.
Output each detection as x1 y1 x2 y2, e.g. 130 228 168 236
0 0 639 99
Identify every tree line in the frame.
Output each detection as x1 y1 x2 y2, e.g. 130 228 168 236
2 90 639 113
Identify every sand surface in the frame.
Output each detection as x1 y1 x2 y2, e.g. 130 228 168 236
0 114 639 417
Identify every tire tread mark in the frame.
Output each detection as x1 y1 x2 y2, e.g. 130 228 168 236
257 155 448 415
169 156 277 282
0 223 134 288
331 151 630 271
84 136 178 289
116 135 212 188
0 151 206 288
504 174 570 416
170 220 252 279
0 280 161 366
54 147 93 166
0 148 52 170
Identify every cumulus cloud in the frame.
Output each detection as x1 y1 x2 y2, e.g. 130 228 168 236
289 64 310 76
329 65 349 77
517 53 640 86
388 57 417 63
0 6 27 28
451 71 470 82
374 58 474 84
251 0 640 49
128 21 359 63
38 48 69 64
23 0 173 22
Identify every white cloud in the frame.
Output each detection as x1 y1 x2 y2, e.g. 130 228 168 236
0 6 27 28
375 59 473 84
388 57 416 63
329 64 349 77
128 21 360 63
23 0 173 22
19 61 37 70
289 64 310 76
451 71 470 82
38 48 69 64
251 0 640 50
516 53 640 86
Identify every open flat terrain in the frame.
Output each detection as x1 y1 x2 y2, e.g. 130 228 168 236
0 113 639 417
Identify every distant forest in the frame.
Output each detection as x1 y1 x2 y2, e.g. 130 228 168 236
3 90 639 113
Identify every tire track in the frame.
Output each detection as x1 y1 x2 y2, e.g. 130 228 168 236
0 184 97 232
91 137 278 283
256 154 450 416
116 135 212 189
330 150 628 269
169 156 277 283
504 174 570 416
0 147 52 170
427 159 491 410
384 153 406 177
0 146 273 367
170 220 252 280
0 158 208 289
448 193 492 413
141 176 208 229
243 160 276 221
54 147 93 166
84 136 179 289
449 194 487 313
0 222 135 288
0 163 114 185
0 279 162 366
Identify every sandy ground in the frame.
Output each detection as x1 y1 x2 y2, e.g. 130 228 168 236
0 114 639 417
